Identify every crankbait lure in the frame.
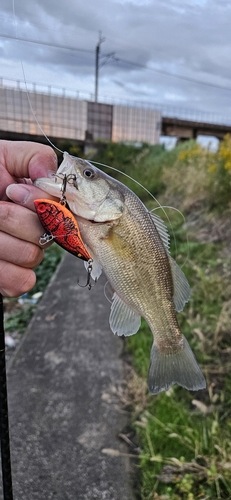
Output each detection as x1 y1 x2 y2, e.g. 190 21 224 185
34 199 92 262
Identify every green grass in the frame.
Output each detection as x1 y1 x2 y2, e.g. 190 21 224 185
92 142 167 204
4 304 36 333
125 211 231 498
135 395 231 499
92 139 231 499
27 244 64 297
126 226 231 499
5 244 63 334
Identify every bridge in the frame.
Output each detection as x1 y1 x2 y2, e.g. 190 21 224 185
162 117 231 141
0 78 231 146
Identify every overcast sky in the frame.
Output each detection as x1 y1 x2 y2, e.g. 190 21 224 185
0 0 231 123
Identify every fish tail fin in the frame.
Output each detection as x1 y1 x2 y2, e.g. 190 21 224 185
148 335 206 394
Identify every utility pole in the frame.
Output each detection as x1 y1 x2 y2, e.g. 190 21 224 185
95 32 105 102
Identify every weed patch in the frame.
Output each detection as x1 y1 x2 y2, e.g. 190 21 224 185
5 245 63 336
95 138 231 499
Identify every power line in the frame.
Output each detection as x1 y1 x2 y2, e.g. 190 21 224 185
1 32 231 92
0 33 94 54
114 57 231 93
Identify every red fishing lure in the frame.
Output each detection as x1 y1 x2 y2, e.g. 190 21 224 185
34 199 92 262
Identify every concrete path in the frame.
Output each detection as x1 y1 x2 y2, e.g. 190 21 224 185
6 254 135 500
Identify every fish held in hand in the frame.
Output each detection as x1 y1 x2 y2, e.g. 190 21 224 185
35 153 206 394
34 198 92 261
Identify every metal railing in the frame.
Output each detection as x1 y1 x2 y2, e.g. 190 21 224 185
1 76 231 127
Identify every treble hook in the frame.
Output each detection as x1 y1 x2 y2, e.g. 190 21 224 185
53 173 78 205
58 174 68 205
51 172 67 204
77 259 96 290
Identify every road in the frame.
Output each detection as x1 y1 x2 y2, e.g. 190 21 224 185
6 254 135 500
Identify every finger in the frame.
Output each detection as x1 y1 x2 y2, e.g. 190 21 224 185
0 261 37 297
0 232 44 268
6 183 59 212
0 201 47 246
0 140 57 180
0 169 14 199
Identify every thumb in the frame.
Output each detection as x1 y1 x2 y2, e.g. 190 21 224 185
1 141 57 180
6 184 58 211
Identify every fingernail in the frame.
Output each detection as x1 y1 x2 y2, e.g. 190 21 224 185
6 184 30 204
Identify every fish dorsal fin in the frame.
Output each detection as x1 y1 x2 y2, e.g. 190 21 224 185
149 212 170 251
149 212 190 312
168 255 191 312
109 293 141 337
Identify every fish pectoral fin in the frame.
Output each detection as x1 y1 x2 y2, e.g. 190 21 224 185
109 293 141 336
148 335 206 395
168 255 191 312
105 230 134 260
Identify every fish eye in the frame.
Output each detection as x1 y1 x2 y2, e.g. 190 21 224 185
83 168 95 179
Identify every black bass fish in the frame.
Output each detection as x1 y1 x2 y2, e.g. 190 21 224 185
35 152 206 394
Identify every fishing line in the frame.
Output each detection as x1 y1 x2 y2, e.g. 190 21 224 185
12 0 63 155
150 205 182 261
150 205 184 217
150 205 190 269
90 159 180 256
90 161 191 266
11 0 186 262
91 160 169 215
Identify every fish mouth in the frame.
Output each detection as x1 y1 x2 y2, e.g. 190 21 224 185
34 173 80 200
54 172 79 191
34 154 80 197
34 174 64 197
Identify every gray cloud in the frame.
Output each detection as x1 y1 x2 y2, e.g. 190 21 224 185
0 0 231 120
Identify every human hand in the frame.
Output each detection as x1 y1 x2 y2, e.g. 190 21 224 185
0 140 58 297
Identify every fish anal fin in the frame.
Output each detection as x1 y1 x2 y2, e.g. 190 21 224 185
109 293 141 336
169 256 191 312
148 335 206 394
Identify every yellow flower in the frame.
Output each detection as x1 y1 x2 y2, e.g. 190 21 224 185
219 134 231 162
178 151 188 161
208 164 217 173
178 145 202 162
224 161 231 170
